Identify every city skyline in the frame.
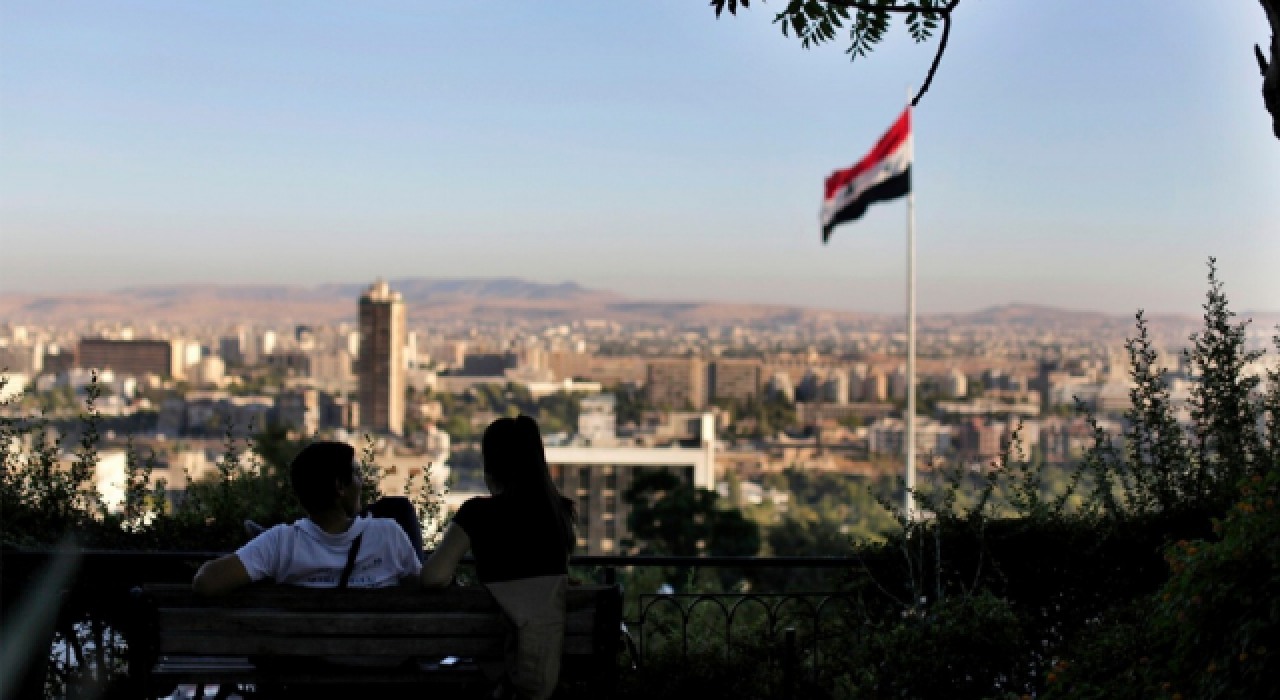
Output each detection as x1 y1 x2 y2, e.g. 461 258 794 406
2 0 1277 313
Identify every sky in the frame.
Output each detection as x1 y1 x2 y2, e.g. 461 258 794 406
1 0 1277 313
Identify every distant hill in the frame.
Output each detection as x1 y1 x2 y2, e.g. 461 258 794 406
0 278 843 326
0 281 1273 331
317 278 616 303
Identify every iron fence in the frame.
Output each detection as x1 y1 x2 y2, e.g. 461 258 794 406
1 550 864 696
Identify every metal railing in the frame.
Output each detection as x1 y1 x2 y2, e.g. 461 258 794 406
2 550 864 695
634 591 859 676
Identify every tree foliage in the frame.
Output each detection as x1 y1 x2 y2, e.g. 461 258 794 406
713 0 1280 138
710 0 961 105
625 468 761 558
824 258 1280 699
0 398 449 551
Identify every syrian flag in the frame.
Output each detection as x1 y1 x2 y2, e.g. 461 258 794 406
821 108 912 242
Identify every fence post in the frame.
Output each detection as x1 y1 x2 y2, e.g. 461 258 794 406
604 567 617 585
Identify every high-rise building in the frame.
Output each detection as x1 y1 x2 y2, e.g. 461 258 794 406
261 330 278 357
646 357 706 410
766 372 795 402
42 344 76 376
798 369 825 402
823 369 850 405
863 369 889 402
78 338 173 379
358 280 406 436
275 387 320 436
218 331 246 366
942 368 968 399
0 342 43 375
708 359 762 403
889 365 909 401
461 352 518 376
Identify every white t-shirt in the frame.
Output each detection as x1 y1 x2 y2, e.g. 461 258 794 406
236 516 422 588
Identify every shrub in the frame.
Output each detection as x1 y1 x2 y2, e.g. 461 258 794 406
834 592 1025 699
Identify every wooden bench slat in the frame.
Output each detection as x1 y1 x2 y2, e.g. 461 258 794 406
156 611 506 637
141 583 610 613
156 609 598 637
157 635 505 657
156 634 597 657
135 583 621 693
150 662 495 685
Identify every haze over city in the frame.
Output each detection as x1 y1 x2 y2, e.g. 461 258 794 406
2 0 1277 313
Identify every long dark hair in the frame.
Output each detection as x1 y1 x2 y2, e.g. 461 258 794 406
481 415 578 554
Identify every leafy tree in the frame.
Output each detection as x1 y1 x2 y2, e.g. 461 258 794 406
611 383 653 426
1074 259 1273 521
711 0 962 107
712 0 1280 139
1121 309 1193 514
625 469 760 558
716 393 797 438
1185 259 1266 497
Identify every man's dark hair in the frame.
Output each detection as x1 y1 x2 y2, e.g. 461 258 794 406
290 441 357 514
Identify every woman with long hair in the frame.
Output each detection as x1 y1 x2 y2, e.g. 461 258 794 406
421 415 577 700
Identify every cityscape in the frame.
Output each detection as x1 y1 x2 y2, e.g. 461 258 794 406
2 1 1277 696
4 277 1274 554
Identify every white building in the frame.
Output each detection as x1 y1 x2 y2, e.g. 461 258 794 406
942 368 968 399
577 394 618 445
543 412 717 555
868 416 954 457
0 373 29 401
194 356 226 387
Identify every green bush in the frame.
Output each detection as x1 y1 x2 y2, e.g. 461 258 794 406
834 592 1025 699
0 380 448 551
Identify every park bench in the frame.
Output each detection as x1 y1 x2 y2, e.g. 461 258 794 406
130 578 623 698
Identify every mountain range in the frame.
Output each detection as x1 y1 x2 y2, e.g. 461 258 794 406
0 279 1274 332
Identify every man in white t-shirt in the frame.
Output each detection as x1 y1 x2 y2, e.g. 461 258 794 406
192 441 422 594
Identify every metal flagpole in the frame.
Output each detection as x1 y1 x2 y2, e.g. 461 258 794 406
904 88 917 520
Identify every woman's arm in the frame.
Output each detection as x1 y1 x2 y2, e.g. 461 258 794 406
421 523 470 588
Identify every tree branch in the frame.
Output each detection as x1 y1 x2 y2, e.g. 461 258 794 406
822 0 957 14
822 0 961 107
719 0 964 106
913 1 956 106
1260 0 1280 139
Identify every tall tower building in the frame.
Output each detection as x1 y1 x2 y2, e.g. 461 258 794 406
645 357 706 410
358 280 406 436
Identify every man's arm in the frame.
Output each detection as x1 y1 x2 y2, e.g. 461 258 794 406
421 523 470 588
192 554 253 596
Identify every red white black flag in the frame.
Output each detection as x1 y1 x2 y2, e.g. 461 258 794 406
821 108 912 242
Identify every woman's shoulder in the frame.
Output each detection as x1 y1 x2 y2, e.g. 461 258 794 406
459 494 494 510
453 494 494 524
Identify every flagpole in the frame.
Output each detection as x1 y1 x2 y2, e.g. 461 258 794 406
904 87 917 520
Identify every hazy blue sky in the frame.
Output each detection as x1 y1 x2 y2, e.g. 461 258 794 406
1 0 1277 313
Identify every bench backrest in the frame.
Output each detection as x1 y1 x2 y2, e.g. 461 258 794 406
135 583 622 665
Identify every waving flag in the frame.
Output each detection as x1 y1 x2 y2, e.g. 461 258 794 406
821 108 912 242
